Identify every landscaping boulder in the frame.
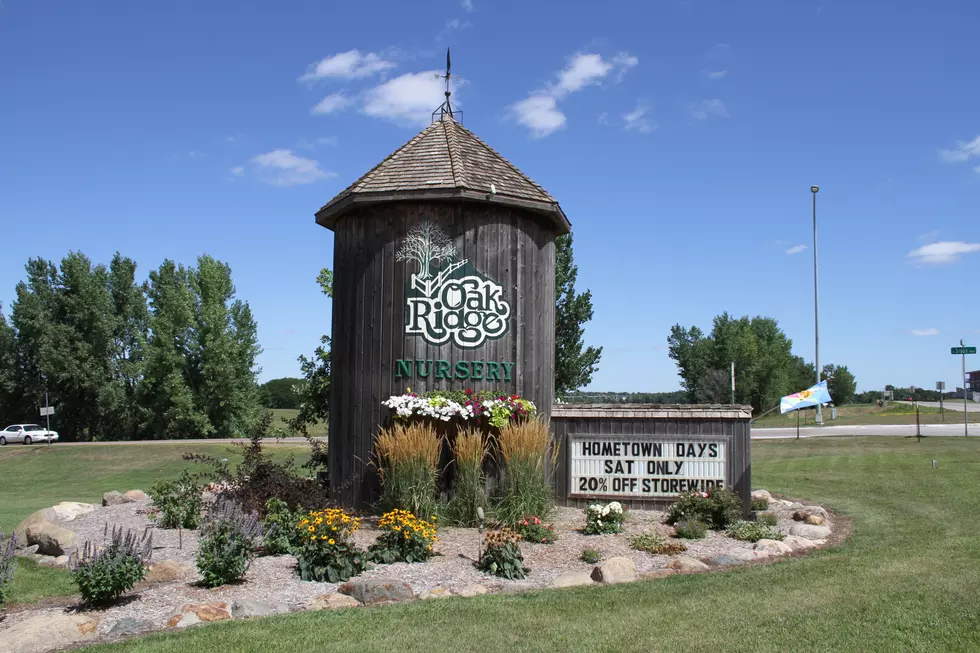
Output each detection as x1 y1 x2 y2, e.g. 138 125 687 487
789 523 831 540
3 613 99 653
805 514 826 526
304 593 361 610
788 502 804 510
667 555 709 571
13 508 58 545
37 554 70 568
709 554 745 566
107 618 154 638
123 489 148 502
455 584 489 598
751 489 773 502
552 570 595 588
167 602 232 628
50 502 96 522
14 544 40 558
590 556 638 584
231 599 290 618
26 521 77 556
803 505 828 518
792 510 810 522
145 559 195 583
496 581 536 594
338 578 414 604
418 587 454 600
783 535 818 551
102 491 126 507
754 539 793 555
727 549 769 561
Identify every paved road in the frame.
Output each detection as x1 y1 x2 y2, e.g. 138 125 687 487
897 400 980 412
752 423 975 439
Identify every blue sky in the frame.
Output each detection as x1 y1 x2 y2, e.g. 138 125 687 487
2 0 979 395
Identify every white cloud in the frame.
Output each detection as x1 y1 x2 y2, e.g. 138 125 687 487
299 50 396 83
249 149 334 186
785 244 808 255
444 18 471 31
911 328 940 337
510 51 638 137
231 166 244 177
311 92 351 115
362 70 447 126
462 0 474 10
511 95 565 138
706 69 728 80
689 98 728 121
623 102 655 134
938 135 980 163
907 241 980 265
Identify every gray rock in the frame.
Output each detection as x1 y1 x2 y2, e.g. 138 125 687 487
26 521 77 556
102 491 126 506
788 502 804 510
710 554 745 566
782 535 818 551
13 508 58 545
667 555 709 571
726 549 769 561
552 570 595 588
304 593 361 610
231 599 289 618
50 502 96 522
455 584 489 598
789 523 831 540
590 556 638 584
754 539 793 554
751 489 773 502
803 505 828 518
14 544 40 557
2 613 99 653
338 578 414 604
36 554 69 568
108 618 153 638
497 581 536 594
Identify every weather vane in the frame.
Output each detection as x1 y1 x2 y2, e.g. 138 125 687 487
432 48 462 122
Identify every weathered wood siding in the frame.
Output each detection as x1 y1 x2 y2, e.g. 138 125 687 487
551 405 753 512
329 200 557 506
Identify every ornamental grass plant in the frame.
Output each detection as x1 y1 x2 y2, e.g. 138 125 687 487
444 427 489 527
374 422 441 520
495 418 556 525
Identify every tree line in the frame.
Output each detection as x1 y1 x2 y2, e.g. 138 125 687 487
0 251 261 440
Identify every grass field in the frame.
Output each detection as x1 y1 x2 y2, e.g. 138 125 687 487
752 402 980 427
269 408 328 437
4 437 980 651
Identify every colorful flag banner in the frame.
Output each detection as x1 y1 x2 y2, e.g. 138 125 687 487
780 380 833 414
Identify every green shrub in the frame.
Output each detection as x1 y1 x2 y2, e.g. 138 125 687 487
294 508 369 583
374 422 440 520
751 498 770 512
444 427 489 527
584 501 626 535
726 520 783 543
368 510 437 564
196 499 262 588
630 532 687 555
69 526 152 605
478 528 527 579
756 513 778 527
515 516 557 544
0 531 17 607
665 488 743 530
150 470 202 529
261 498 303 556
673 520 708 540
494 419 555 525
580 548 601 564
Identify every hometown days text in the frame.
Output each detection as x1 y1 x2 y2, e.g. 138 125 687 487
570 437 728 498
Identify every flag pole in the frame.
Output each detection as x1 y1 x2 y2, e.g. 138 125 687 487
797 409 800 440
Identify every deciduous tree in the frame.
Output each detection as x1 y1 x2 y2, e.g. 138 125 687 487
554 233 602 398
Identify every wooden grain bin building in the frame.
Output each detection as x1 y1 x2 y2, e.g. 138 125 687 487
315 114 570 507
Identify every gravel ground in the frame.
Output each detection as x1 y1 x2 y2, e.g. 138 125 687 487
5 497 827 638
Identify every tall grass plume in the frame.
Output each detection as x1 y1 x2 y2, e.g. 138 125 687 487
495 418 556 524
445 426 490 526
374 422 441 519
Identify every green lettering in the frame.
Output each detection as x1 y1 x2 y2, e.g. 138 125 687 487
435 359 451 379
454 361 471 380
396 360 413 378
471 361 484 380
416 360 432 378
486 361 501 381
501 361 514 381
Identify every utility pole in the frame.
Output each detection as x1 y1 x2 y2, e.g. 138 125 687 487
811 185 823 424
730 361 735 405
963 339 969 437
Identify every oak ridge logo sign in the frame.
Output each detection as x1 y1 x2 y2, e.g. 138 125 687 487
396 222 511 349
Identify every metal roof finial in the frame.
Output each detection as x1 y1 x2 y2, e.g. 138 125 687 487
432 48 462 123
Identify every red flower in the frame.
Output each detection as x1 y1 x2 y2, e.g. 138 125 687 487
465 388 474 396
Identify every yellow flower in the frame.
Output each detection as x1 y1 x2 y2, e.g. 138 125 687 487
328 538 335 545
308 526 315 532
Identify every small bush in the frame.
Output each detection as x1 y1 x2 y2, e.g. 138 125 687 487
70 525 152 605
150 470 203 529
294 508 368 583
673 520 708 540
374 422 440 520
630 532 687 555
580 548 601 564
751 498 770 512
584 501 626 535
196 499 262 588
726 520 784 543
665 488 743 530
368 510 438 564
494 418 555 525
444 427 489 527
261 497 303 556
515 516 557 544
756 513 778 527
478 528 527 580
0 532 17 607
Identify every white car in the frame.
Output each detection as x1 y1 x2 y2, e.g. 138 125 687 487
0 424 60 445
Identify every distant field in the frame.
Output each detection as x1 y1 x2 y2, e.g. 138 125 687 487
269 408 328 438
753 402 980 428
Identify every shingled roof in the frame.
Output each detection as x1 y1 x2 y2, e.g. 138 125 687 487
314 116 569 233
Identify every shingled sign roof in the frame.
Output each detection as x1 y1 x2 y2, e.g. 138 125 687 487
314 116 570 233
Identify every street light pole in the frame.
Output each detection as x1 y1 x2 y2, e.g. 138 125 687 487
811 185 823 424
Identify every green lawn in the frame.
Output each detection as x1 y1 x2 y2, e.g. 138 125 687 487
752 402 980 427
269 408 328 437
5 437 972 653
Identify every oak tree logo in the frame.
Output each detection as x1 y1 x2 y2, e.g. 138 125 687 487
397 222 511 349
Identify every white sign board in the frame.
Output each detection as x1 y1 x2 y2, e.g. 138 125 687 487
569 435 727 499
39 406 55 417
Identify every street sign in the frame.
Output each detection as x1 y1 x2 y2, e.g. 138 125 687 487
936 381 945 390
39 406 55 417
951 346 976 355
